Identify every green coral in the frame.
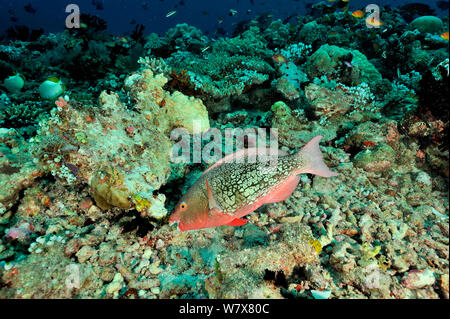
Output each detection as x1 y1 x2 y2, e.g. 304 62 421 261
306 44 382 87
131 194 152 213
362 242 381 260
409 16 443 34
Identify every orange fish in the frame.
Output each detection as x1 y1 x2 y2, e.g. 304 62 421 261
363 140 376 147
272 54 288 64
366 17 384 27
169 136 338 231
441 32 449 40
351 10 364 18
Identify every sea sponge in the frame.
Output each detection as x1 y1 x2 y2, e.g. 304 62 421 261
90 170 131 210
409 16 443 34
125 68 210 134
39 77 65 100
3 73 25 93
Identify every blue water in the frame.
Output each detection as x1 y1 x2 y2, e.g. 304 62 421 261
0 0 447 36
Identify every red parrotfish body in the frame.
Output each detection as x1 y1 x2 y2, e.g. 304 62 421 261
169 136 338 231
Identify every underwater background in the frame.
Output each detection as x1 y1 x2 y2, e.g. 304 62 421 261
0 0 448 299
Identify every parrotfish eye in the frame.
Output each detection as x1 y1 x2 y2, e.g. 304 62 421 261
180 202 187 210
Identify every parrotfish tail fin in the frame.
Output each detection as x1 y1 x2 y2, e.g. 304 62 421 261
297 135 338 177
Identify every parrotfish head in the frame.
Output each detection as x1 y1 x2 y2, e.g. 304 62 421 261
169 181 209 231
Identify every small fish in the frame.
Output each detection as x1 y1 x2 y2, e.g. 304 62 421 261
440 32 449 40
363 141 376 147
229 9 238 16
202 11 209 16
366 17 384 27
24 3 37 14
117 36 128 43
166 10 177 17
217 17 224 24
351 10 364 18
272 54 288 64
169 136 338 231
141 2 150 10
201 46 210 53
130 19 137 24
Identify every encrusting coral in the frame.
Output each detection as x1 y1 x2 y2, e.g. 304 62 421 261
29 65 209 219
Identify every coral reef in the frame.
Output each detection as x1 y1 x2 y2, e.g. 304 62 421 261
409 16 444 34
0 4 448 300
305 44 382 87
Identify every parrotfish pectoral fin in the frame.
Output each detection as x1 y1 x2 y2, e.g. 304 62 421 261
263 175 301 203
298 135 338 177
205 179 214 210
206 178 222 211
226 218 248 227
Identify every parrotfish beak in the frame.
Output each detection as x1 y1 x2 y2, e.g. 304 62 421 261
168 214 177 225
169 218 185 231
168 213 182 230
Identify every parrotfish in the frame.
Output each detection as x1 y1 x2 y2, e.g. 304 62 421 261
169 136 338 231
